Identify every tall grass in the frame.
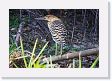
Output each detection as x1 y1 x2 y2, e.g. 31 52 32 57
28 38 38 68
20 36 27 68
79 52 82 68
10 37 48 68
31 42 49 66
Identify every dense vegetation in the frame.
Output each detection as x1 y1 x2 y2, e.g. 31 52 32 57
9 9 99 68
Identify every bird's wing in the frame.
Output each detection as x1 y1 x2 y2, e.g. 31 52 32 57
50 20 67 44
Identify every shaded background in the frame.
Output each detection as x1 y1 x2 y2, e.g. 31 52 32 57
9 9 99 52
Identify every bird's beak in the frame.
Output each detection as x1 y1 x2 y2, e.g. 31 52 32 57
35 17 45 20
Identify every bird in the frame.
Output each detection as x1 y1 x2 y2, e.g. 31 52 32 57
35 15 68 55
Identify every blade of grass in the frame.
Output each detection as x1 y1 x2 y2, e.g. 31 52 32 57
12 62 19 68
90 56 99 68
34 55 43 68
20 36 27 68
73 59 76 68
15 55 30 60
28 38 38 68
31 42 49 66
44 57 49 65
34 55 46 68
79 52 82 68
10 46 21 54
50 55 53 68
9 43 16 54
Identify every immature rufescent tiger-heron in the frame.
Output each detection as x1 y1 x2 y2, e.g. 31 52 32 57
36 15 68 55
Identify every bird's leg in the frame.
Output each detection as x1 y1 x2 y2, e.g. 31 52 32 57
55 42 58 55
60 44 63 55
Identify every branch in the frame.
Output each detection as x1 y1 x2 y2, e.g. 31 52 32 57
42 48 99 63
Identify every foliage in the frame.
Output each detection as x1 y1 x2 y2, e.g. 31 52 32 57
9 15 19 28
9 37 48 68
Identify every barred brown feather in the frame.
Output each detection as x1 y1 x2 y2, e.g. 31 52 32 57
36 15 68 45
47 17 67 45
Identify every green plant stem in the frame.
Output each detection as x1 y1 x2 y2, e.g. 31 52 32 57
20 36 27 68
31 42 49 66
12 62 18 68
79 52 82 68
28 38 38 68
90 56 99 68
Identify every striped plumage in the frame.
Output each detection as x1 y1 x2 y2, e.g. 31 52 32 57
37 15 67 45
47 17 67 45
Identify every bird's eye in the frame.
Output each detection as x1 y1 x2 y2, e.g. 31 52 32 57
44 17 48 20
43 17 46 19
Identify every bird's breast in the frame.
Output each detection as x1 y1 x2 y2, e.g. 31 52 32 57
47 20 67 45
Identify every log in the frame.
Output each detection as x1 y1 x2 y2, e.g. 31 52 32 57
42 48 99 63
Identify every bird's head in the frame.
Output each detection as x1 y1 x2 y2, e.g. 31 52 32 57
35 15 61 22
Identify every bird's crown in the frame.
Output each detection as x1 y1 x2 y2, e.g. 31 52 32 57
44 15 61 22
